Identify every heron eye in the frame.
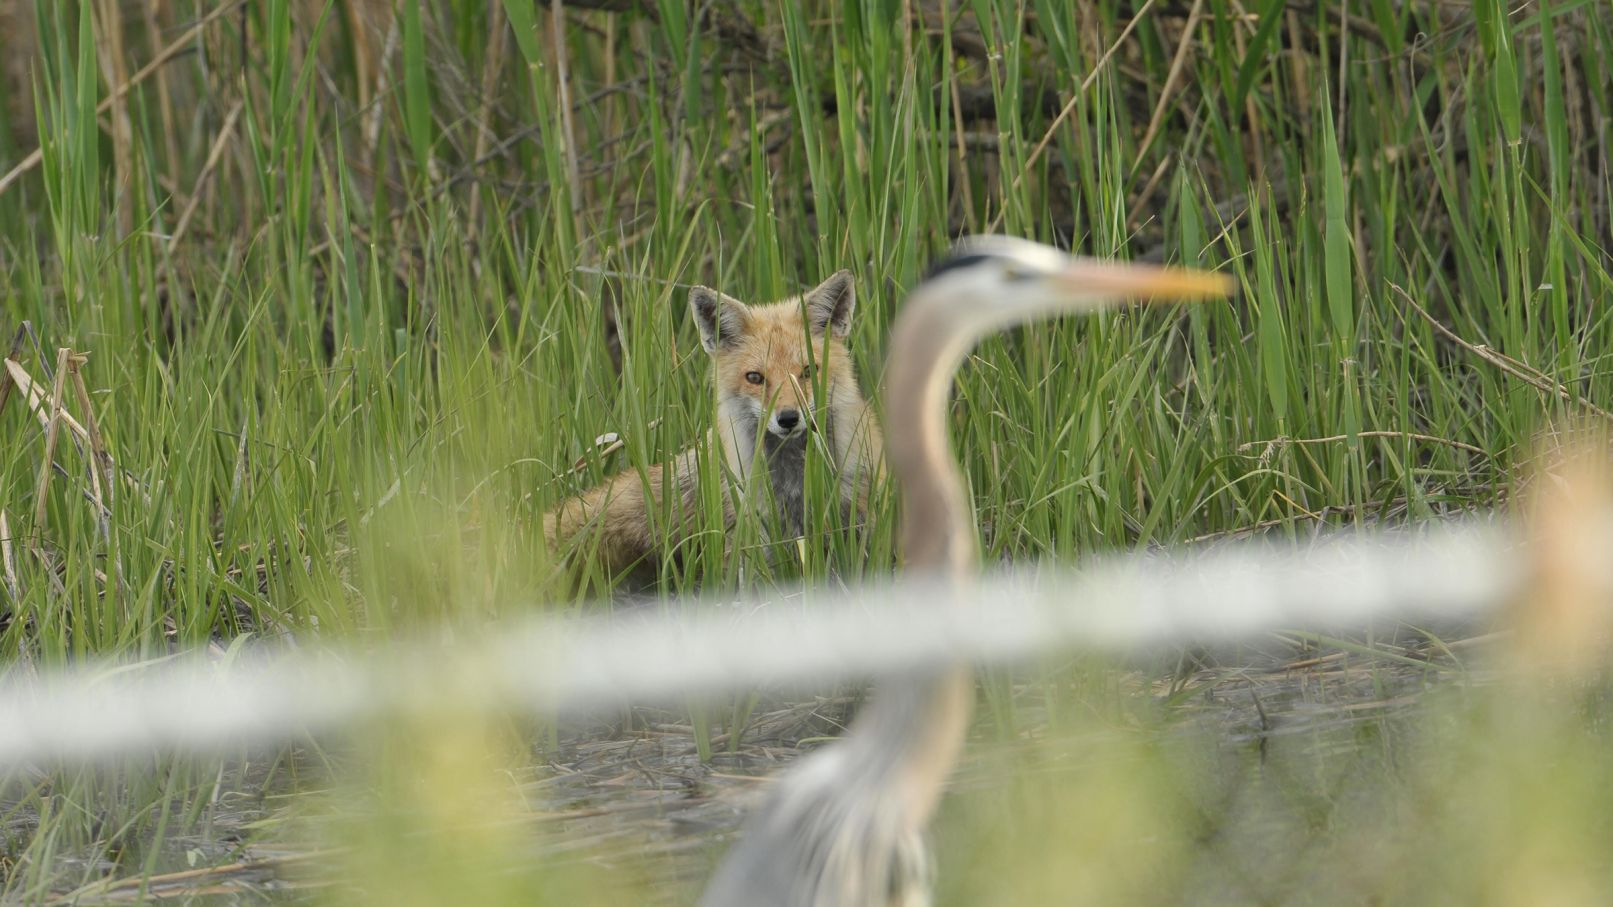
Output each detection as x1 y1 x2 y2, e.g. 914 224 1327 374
801 364 814 380
745 371 765 385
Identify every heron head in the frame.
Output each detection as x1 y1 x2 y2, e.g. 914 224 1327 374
916 235 1234 328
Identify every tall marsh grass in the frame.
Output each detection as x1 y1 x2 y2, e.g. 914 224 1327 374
1 1 1611 902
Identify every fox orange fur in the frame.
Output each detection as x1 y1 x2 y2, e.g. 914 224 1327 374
544 270 884 578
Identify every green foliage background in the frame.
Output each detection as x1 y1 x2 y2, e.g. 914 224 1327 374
0 1 1610 903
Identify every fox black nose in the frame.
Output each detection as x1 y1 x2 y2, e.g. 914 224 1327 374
775 409 801 431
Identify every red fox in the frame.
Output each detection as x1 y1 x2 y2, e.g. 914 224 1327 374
544 270 884 579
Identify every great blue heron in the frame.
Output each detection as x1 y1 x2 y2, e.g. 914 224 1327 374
697 236 1231 907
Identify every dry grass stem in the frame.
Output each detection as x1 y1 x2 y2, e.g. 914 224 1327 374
31 349 72 528
0 0 250 199
1393 282 1613 423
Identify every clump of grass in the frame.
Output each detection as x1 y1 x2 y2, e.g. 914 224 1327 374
1 0 1611 902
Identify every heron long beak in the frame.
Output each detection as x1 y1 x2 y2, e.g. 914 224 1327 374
1051 259 1234 303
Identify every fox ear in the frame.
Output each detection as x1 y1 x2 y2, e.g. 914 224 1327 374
689 286 750 353
804 269 855 338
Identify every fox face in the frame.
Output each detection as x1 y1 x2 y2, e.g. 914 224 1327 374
689 270 859 449
544 269 880 578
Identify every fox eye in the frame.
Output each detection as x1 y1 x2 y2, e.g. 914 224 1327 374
745 371 765 385
801 364 814 380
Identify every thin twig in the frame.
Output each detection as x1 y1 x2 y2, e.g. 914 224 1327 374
466 0 509 241
572 266 697 289
0 0 251 199
1391 282 1613 423
985 0 1158 234
552 0 586 253
228 415 252 510
7 357 153 510
935 0 980 234
67 353 123 609
33 350 72 527
1130 0 1202 173
94 0 135 237
364 11 401 165
0 510 18 605
141 0 182 195
1238 431 1489 459
566 418 664 475
51 849 336 903
4 359 91 441
64 355 107 512
948 68 979 231
169 99 245 248
0 323 27 420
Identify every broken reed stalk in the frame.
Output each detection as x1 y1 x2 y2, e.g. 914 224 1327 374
32 349 73 528
169 100 245 250
466 1 509 241
0 0 251 199
64 355 105 507
4 358 91 440
0 510 16 604
2 342 127 615
0 322 30 423
67 352 123 609
7 354 151 513
1393 283 1613 424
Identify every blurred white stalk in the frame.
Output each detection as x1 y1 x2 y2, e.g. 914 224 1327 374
0 516 1522 765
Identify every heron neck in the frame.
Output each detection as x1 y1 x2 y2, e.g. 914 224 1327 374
883 297 981 581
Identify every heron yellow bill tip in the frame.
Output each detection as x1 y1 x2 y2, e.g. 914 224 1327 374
1053 261 1234 302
